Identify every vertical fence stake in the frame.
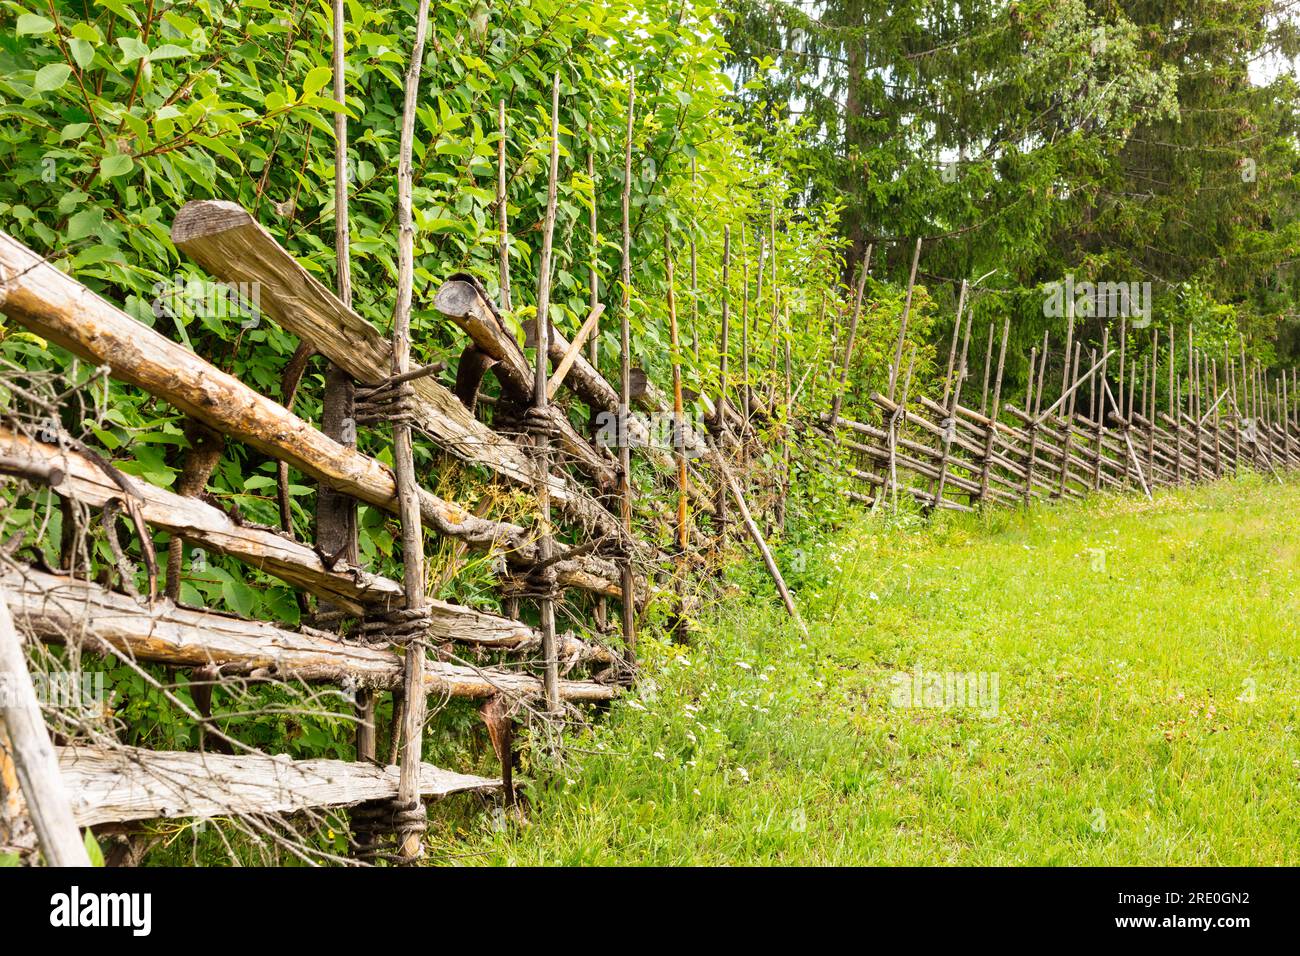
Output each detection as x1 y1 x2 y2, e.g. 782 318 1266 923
617 72 638 665
1056 341 1081 499
931 279 969 509
498 100 512 313
1022 345 1040 506
586 121 600 368
715 225 731 538
978 319 1009 505
532 74 563 715
391 0 433 863
664 242 689 643
887 238 923 402
829 247 871 430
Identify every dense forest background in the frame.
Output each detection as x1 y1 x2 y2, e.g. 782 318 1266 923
725 0 1300 386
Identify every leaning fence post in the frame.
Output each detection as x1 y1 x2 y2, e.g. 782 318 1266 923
0 591 91 866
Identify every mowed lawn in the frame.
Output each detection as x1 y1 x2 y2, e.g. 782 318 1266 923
446 474 1300 865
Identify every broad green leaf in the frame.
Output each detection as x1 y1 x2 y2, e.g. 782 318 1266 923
34 64 72 93
69 39 96 69
100 153 135 179
117 37 150 64
148 44 190 61
303 66 332 97
66 208 104 242
17 14 55 35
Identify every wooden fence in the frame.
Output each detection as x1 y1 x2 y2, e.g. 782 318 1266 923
5 208 1298 865
832 308 1300 513
0 189 794 863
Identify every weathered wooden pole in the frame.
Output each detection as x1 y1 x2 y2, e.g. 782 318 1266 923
1189 328 1204 481
392 0 433 864
690 158 700 361
1092 328 1109 492
617 73 638 662
887 238 923 402
932 280 970 508
587 121 600 367
1227 344 1240 472
1116 318 1128 483
1170 326 1182 482
1022 345 1040 505
741 222 751 429
1211 358 1224 476
714 225 731 535
1147 333 1159 480
978 319 1009 504
768 204 780 378
664 243 689 643
1056 341 1081 499
779 297 793 531
532 73 563 711
706 439 807 637
829 246 871 429
327 0 372 779
887 348 917 514
498 99 512 313
0 592 92 866
979 321 994 416
1035 329 1049 416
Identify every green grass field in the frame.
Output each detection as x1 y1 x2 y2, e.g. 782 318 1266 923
444 473 1300 866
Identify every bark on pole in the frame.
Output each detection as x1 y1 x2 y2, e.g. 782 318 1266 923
392 0 432 864
1056 340 1081 499
0 591 91 866
706 438 807 637
1022 346 1040 506
715 225 731 538
498 99 512 314
587 122 600 368
887 238 923 403
979 321 994 417
741 223 751 431
719 226 731 419
932 280 969 507
3 568 617 701
690 158 700 361
533 73 562 714
326 0 370 772
829 245 871 429
977 319 1009 505
780 298 792 531
664 247 689 644
617 73 638 664
1172 327 1182 482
